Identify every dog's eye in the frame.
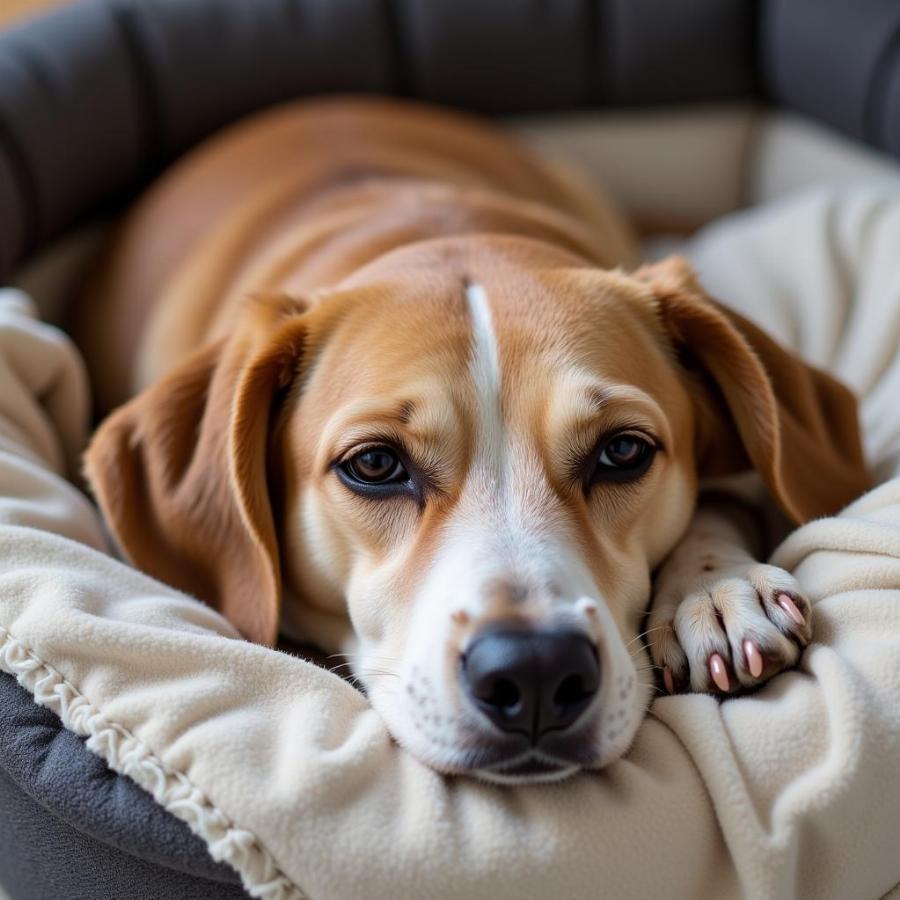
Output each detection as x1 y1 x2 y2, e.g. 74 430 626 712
599 435 646 468
591 433 656 483
341 447 408 485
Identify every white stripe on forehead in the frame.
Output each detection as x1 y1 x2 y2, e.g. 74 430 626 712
465 282 504 462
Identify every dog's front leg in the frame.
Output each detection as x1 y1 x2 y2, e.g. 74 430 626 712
648 495 812 695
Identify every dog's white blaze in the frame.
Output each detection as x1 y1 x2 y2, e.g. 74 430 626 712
465 282 504 468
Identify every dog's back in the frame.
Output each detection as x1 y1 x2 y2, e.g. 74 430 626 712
75 97 636 411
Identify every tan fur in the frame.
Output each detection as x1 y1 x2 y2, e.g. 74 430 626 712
79 97 869 777
77 97 636 411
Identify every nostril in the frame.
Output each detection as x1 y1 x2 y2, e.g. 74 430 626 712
479 676 522 714
554 673 592 710
461 632 534 733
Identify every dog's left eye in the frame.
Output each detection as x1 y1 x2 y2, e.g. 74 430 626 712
591 433 656 483
335 446 416 499
340 446 409 486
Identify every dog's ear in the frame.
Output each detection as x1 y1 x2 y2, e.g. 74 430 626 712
635 256 869 523
84 294 308 645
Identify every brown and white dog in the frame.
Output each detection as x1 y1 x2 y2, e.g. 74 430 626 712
78 98 868 783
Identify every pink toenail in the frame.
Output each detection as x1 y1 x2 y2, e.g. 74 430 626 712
663 666 675 694
777 593 805 625
709 653 730 692
743 639 763 677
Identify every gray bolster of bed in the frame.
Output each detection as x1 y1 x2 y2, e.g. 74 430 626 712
0 0 758 279
761 0 900 156
4 0 900 283
0 674 246 899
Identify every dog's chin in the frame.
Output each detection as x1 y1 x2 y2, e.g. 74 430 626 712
473 753 583 785
370 693 591 783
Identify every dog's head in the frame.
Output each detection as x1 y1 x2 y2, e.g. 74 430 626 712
85 243 867 782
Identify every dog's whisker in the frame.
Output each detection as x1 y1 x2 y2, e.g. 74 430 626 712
327 662 357 674
329 662 400 681
326 653 401 667
329 651 399 660
631 637 662 657
625 625 668 649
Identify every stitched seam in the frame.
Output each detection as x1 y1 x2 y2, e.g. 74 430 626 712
584 0 603 106
0 109 37 277
863 14 900 148
0 625 306 900
380 0 412 97
109 0 165 168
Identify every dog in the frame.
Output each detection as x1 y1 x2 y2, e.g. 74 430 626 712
78 97 869 783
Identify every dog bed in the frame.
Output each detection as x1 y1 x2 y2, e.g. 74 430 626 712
3 181 900 900
3 2 900 900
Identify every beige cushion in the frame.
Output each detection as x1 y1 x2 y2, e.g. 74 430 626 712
514 105 756 232
746 112 900 206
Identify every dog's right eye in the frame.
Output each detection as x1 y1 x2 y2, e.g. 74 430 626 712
340 446 409 487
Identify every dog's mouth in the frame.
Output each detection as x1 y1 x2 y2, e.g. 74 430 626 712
476 753 581 784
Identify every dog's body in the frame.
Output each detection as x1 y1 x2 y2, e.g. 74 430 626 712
79 98 868 782
80 98 635 411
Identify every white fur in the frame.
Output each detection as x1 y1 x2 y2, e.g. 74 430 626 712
465 284 501 411
465 282 505 472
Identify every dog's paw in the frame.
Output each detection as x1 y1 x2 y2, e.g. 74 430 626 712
650 564 812 695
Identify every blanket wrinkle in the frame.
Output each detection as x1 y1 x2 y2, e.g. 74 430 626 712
0 288 90 482
3 183 900 899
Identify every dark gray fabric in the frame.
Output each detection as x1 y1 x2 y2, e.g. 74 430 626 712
0 0 757 278
398 0 757 111
884 60 900 158
109 0 395 161
594 0 758 105
5 0 900 278
0 671 247 899
761 0 900 153
0 2 145 277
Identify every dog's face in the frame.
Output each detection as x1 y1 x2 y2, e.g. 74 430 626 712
277 241 698 780
86 243 866 782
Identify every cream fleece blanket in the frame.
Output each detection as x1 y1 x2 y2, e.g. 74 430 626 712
2 183 900 900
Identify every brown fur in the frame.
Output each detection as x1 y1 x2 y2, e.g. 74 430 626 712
80 97 868 661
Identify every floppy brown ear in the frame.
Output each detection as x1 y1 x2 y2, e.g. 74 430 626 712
83 296 308 645
636 257 869 524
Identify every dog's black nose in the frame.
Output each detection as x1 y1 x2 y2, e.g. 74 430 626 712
461 626 600 742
